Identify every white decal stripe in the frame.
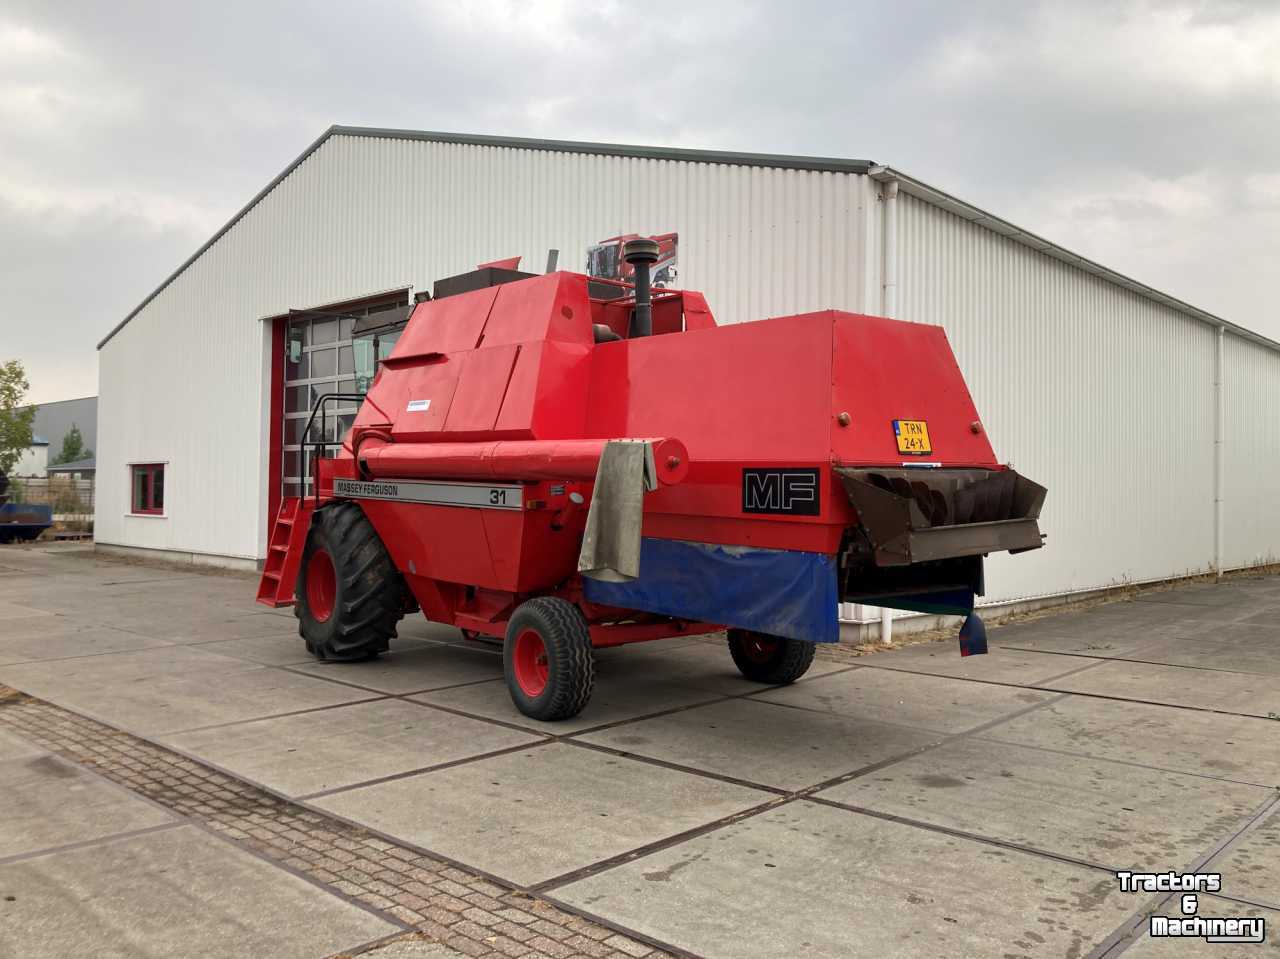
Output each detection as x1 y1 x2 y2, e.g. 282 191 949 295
333 478 523 510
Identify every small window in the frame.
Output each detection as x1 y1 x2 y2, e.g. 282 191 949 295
131 464 165 514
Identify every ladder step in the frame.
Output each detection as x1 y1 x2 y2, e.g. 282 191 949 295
261 570 280 581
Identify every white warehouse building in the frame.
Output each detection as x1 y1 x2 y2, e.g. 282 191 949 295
96 126 1280 624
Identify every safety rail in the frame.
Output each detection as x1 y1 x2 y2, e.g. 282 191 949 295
302 392 365 507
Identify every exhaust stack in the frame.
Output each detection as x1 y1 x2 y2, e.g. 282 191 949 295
623 237 660 337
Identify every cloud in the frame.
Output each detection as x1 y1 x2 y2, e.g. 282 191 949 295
0 0 1277 405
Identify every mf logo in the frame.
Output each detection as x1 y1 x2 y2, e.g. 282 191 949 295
742 468 821 516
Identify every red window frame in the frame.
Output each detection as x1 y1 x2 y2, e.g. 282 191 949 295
130 463 165 515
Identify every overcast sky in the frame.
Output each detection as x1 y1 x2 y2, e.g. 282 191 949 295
2 0 1277 405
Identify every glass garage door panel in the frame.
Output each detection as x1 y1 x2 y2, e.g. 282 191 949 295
281 316 360 500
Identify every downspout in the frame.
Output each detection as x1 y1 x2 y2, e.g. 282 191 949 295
879 177 900 644
1214 325 1225 580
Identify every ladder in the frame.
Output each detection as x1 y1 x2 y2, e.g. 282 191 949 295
255 497 313 607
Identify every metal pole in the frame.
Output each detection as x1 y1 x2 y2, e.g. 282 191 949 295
879 179 900 644
1214 325 1225 580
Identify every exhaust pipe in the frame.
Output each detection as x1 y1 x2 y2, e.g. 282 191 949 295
623 237 660 338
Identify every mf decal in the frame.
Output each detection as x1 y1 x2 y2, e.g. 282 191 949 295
741 468 820 516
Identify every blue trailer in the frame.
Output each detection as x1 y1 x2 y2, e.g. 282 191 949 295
0 503 53 543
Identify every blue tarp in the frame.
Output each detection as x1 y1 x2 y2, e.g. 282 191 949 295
582 537 839 644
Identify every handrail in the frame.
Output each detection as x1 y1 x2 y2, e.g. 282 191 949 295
302 392 366 506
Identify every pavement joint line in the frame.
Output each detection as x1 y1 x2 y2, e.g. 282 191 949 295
0 641 189 669
1205 889 1280 913
1032 655 1120 686
182 814 416 934
274 662 506 699
853 653 1110 691
323 930 425 959
0 687 674 959
969 734 1280 790
161 694 394 736
1019 683 1280 724
288 796 553 895
532 694 1076 894
293 739 559 801
527 795 793 893
997 643 1280 679
805 795 1120 874
561 738 791 796
1086 791 1280 959
0 820 189 867
537 894 710 959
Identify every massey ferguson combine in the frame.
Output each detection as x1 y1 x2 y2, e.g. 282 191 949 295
259 240 1046 720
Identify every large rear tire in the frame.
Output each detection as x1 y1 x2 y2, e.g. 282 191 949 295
727 629 816 685
295 502 406 661
503 598 594 721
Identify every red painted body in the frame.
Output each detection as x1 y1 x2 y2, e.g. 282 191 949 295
264 268 1011 647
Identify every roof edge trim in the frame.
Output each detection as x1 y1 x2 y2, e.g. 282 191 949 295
869 165 1280 354
97 126 876 350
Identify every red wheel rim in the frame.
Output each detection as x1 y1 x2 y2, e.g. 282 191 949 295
306 549 337 622
739 633 780 664
513 628 549 697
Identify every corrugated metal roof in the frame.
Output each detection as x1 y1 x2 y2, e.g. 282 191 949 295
97 125 1277 354
47 457 95 473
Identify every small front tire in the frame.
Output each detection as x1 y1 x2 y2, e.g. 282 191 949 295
727 629 816 685
503 598 594 721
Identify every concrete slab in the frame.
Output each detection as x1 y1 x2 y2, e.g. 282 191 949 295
0 646 371 735
188 633 333 667
0 824 396 958
867 641 1106 685
0 754 177 858
1120 902 1280 956
0 624 174 666
981 696 1280 784
994 619 1176 659
554 800 1144 959
752 667 1054 734
817 738 1272 871
101 610 295 644
595 637 851 695
161 699 543 798
0 600 55 619
411 674 724 734
0 729 43 762
1137 585 1263 609
1113 635 1280 677
312 742 770 886
290 642 504 694
1046 660 1280 718
1206 804 1280 909
578 698 943 790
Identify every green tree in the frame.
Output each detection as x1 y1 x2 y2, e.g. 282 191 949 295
0 360 35 478
52 423 92 465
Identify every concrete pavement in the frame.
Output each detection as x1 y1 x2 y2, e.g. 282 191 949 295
1 543 1277 958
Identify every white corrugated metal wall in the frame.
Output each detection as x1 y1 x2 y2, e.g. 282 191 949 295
97 131 1280 599
97 134 872 561
876 190 1241 606
1223 334 1280 569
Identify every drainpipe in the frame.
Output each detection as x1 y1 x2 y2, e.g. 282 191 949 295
879 177 900 644
1214 325 1225 580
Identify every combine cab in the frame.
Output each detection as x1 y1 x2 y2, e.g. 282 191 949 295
260 241 1045 720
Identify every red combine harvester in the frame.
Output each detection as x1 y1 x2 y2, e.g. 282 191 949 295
259 240 1046 720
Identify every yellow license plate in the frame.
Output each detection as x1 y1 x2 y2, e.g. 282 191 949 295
893 419 932 455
